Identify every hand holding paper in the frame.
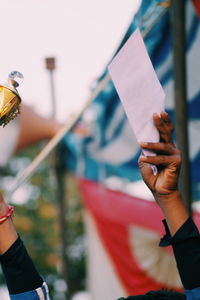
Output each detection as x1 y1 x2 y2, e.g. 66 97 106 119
108 28 165 157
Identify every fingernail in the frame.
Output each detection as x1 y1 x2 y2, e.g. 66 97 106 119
153 112 159 118
140 142 148 146
151 165 157 176
140 156 147 161
162 111 168 115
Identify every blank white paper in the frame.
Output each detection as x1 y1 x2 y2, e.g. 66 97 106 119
108 28 165 156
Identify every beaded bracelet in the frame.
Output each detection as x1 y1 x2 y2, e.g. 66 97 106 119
0 206 14 224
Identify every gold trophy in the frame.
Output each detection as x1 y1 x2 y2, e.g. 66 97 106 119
0 71 23 127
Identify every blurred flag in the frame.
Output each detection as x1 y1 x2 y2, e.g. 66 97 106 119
61 0 200 298
193 0 200 16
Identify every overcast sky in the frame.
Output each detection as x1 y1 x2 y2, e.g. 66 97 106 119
0 0 140 121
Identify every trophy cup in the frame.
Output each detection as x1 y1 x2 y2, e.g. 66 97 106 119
0 71 23 127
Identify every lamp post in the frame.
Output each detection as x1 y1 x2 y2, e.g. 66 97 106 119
45 57 56 118
45 57 69 298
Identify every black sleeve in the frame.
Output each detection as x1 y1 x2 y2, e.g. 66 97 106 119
0 236 43 294
159 217 200 290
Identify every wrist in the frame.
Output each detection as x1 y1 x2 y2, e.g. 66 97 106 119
155 189 181 200
154 190 183 208
0 200 9 217
156 190 190 236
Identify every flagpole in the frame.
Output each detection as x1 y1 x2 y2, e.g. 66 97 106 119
171 0 192 214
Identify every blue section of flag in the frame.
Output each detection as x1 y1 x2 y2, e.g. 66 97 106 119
61 0 200 200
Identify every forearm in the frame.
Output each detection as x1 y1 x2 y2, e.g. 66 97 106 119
156 190 189 236
158 191 200 290
0 198 44 295
1 237 44 294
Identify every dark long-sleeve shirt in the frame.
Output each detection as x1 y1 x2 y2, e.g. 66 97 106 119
160 218 200 299
0 237 49 299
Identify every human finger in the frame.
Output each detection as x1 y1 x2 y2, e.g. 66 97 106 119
153 112 174 144
138 155 156 177
140 142 179 155
160 111 174 132
139 154 181 167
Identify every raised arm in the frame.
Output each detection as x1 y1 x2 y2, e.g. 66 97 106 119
0 195 48 299
138 112 200 295
138 111 189 235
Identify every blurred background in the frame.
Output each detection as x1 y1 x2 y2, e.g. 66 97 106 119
0 0 139 121
0 0 200 300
